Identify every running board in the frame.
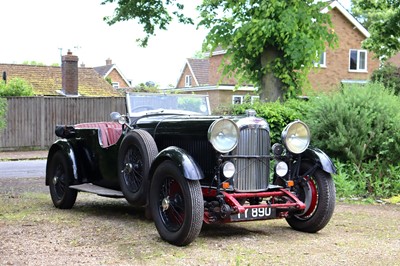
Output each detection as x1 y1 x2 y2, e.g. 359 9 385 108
70 183 124 198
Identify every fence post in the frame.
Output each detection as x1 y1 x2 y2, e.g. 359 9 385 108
40 96 45 149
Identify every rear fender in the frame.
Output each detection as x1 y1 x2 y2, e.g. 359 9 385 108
149 146 204 181
302 147 336 174
46 140 78 185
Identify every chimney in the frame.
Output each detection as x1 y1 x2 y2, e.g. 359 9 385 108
106 58 112 65
62 50 79 96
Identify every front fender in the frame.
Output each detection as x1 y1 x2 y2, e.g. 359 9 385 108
302 147 336 174
46 139 78 185
149 146 204 181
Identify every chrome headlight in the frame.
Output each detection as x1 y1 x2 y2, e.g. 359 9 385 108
275 161 288 177
208 119 239 153
281 120 310 154
222 161 235 178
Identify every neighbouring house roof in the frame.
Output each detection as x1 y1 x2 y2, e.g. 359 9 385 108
93 63 131 88
186 58 210 86
0 63 120 96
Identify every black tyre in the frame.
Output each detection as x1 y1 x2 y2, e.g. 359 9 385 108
48 150 78 209
150 160 203 246
286 162 336 233
118 129 158 205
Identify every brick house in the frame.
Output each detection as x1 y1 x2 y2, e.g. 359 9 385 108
308 1 380 91
175 0 380 108
175 48 258 111
0 51 120 97
94 58 131 89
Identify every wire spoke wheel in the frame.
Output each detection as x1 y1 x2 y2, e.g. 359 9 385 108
150 160 203 246
48 151 77 209
286 162 335 233
118 130 158 205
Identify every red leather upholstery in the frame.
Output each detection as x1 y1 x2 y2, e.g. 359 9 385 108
75 122 122 148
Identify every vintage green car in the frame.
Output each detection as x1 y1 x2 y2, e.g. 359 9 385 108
46 93 336 246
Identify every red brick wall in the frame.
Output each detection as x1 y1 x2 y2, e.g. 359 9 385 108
308 8 380 92
176 65 194 88
61 51 79 95
107 69 129 88
209 54 237 85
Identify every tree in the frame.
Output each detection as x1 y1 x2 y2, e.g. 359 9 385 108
198 0 337 101
102 0 337 101
352 0 400 59
102 0 193 47
0 78 34 97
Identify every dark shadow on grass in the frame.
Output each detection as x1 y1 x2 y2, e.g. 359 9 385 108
66 194 151 223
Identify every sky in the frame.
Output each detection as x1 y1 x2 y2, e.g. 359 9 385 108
0 0 351 88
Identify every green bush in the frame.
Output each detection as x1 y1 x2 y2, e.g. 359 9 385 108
0 78 34 97
304 82 400 167
216 98 310 144
0 97 6 130
371 63 400 95
335 160 400 199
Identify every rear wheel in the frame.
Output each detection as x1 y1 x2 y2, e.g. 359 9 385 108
150 161 203 246
48 150 77 209
286 162 335 233
118 130 158 205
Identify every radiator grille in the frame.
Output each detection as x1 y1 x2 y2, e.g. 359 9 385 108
232 127 270 191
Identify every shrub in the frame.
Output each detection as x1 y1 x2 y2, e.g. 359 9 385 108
0 97 6 130
371 63 400 95
304 82 400 168
216 98 310 144
0 78 34 97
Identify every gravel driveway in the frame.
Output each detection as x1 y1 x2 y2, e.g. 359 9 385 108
0 176 399 266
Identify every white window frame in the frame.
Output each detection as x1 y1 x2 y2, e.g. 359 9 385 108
251 96 260 104
185 75 192 87
314 52 327 68
112 82 119 89
232 95 243 104
349 49 368 72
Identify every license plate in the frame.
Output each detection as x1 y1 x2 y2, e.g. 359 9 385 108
230 207 276 221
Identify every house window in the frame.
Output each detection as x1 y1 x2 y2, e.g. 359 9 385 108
251 96 260 104
185 75 192 87
112 82 119 89
314 52 326 68
232 95 243 104
349 49 367 72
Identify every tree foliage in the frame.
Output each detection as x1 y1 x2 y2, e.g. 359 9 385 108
198 0 337 100
0 78 34 97
102 0 193 47
352 0 400 59
102 0 337 100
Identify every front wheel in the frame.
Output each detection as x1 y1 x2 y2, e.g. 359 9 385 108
149 160 204 246
286 162 335 233
47 150 78 209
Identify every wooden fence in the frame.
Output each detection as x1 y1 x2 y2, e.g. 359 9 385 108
0 97 125 150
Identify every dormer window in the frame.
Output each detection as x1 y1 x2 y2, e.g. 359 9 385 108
185 75 192 87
